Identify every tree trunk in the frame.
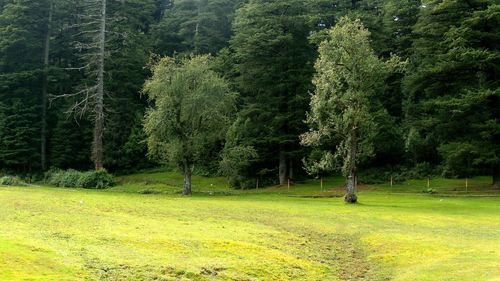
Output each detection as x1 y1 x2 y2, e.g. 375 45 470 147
345 127 358 203
351 0 358 9
279 148 287 185
183 162 192 195
493 164 500 189
41 0 53 171
194 22 200 54
345 167 358 203
92 0 106 171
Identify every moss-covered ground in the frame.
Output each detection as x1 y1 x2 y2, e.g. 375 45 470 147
0 171 498 280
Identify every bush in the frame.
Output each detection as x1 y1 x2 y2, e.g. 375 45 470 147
46 169 65 186
358 163 441 185
423 188 437 194
403 162 438 179
438 142 479 178
60 169 82 187
358 166 405 184
77 170 115 189
45 169 115 189
0 176 27 186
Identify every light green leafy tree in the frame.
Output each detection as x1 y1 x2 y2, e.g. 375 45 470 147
143 55 236 195
301 17 405 203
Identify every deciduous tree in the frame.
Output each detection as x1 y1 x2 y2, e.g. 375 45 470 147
143 55 236 195
301 17 405 203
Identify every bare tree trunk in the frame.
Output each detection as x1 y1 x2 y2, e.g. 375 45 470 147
279 148 287 185
41 0 53 171
92 0 106 171
345 128 358 203
493 164 500 189
183 162 192 195
351 0 358 9
345 167 358 203
194 22 200 54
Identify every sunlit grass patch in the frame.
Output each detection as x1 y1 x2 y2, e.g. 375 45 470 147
0 172 498 280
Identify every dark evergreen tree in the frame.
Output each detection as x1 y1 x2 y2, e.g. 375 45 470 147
404 0 500 185
0 0 52 172
102 0 156 172
152 0 244 55
50 112 93 170
228 0 316 186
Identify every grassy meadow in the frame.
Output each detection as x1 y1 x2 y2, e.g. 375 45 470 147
0 171 499 280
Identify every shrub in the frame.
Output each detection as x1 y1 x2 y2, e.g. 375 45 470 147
0 176 27 186
423 188 437 194
60 169 82 187
45 169 115 189
358 166 405 184
403 162 438 179
77 170 115 189
46 169 65 186
358 164 442 185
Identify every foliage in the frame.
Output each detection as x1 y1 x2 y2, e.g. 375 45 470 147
0 0 498 186
358 163 439 184
0 175 27 186
219 145 258 188
152 0 244 55
77 169 116 189
46 169 115 189
422 187 437 194
143 55 236 194
403 0 500 184
301 17 405 176
103 0 157 172
228 0 317 183
50 114 93 170
0 0 47 171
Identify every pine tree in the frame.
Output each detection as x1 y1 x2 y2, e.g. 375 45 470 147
152 0 244 55
102 0 156 171
229 0 316 185
0 0 52 172
50 112 93 170
404 0 499 185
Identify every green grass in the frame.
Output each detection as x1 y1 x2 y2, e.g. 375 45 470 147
0 171 499 280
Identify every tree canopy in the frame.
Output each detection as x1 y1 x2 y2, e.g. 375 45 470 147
143 55 236 194
0 0 498 189
301 17 405 202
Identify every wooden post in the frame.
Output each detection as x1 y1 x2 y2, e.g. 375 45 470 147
390 176 393 187
320 177 323 192
256 179 259 190
427 178 430 189
287 178 290 192
465 178 468 193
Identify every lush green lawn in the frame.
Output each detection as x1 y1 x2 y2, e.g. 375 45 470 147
0 172 499 280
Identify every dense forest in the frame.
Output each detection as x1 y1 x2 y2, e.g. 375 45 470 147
0 0 499 188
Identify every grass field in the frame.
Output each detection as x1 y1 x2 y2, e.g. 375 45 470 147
0 171 499 280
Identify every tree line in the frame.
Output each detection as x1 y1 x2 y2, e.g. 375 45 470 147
0 0 498 190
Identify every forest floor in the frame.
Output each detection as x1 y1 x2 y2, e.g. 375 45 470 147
0 172 499 280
